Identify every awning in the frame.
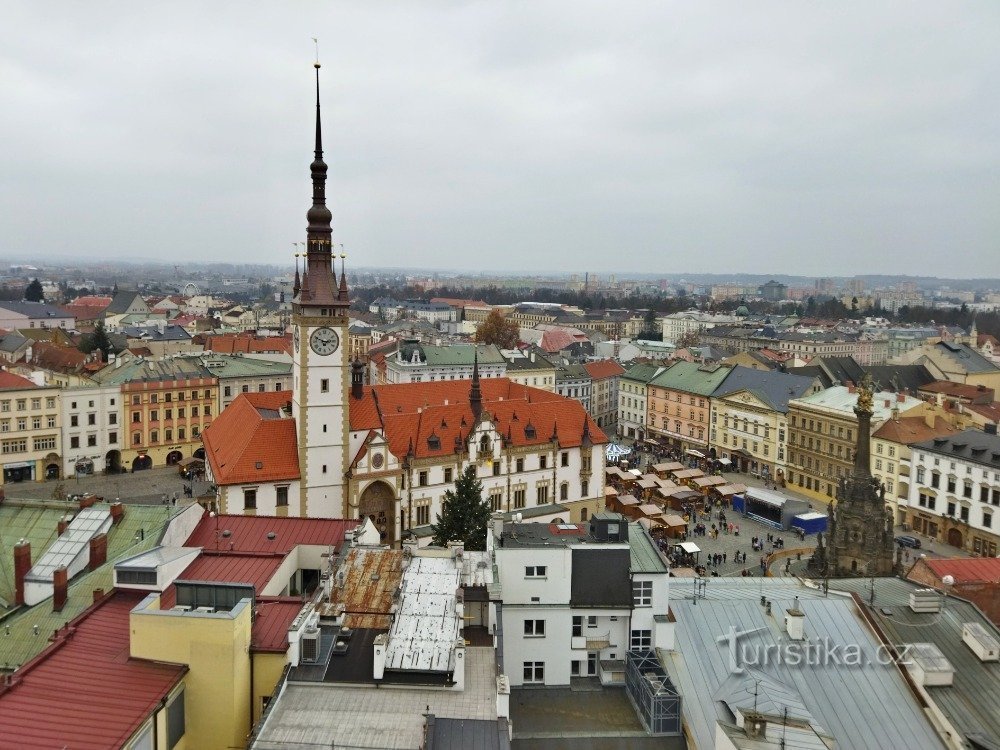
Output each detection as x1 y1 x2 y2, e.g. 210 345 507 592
3 461 33 469
717 457 732 466
178 457 205 467
685 449 706 459
678 542 701 554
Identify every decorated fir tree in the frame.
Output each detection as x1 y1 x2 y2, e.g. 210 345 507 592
430 465 491 550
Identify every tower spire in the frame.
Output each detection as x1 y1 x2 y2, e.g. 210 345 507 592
469 350 482 419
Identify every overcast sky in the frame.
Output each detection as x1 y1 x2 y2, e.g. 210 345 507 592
3 2 999 278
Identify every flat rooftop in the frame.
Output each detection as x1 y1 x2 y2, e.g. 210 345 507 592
252 646 498 749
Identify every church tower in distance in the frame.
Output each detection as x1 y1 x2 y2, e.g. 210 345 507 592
290 62 351 518
811 373 899 577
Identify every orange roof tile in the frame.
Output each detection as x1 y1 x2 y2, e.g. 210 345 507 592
201 392 299 484
0 369 38 390
205 334 291 355
920 380 995 401
183 511 358 553
872 416 959 445
584 359 626 380
921 557 1000 583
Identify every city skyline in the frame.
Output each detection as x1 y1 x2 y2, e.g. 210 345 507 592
3 2 999 276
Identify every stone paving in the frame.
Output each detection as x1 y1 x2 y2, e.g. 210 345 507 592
1 466 211 507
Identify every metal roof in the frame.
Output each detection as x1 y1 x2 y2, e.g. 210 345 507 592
829 576 1000 745
24 507 112 583
629 523 668 574
665 586 945 750
385 556 461 673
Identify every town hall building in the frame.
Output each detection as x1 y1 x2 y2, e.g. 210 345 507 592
202 65 607 544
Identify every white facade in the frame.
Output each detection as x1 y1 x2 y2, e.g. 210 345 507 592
661 311 737 345
61 383 123 476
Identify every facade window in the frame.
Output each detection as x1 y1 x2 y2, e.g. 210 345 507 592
178 427 186 440
150 430 158 443
489 490 503 512
964 480 973 499
277 486 289 507
320 379 329 392
523 619 546 637
493 462 501 476
132 394 140 405
523 662 544 684
132 412 141 423
418 471 428 487
87 435 97 447
150 410 159 422
70 415 79 427
536 485 549 505
224 386 232 397
539 454 547 470
630 629 652 651
561 452 569 467
984 511 993 528
109 431 117 444
632 580 653 607
513 488 526 508
560 482 569 501
133 432 141 445
444 467 453 483
525 565 547 578
416 503 430 525
930 472 939 489
243 488 257 509
516 458 524 473
70 436 80 449
34 436 56 451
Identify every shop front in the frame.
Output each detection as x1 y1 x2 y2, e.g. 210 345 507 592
3 460 35 483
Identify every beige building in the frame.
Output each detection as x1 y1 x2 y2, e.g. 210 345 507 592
0 372 62 485
786 386 924 504
502 348 557 392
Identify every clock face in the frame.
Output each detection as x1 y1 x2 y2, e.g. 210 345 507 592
310 326 339 356
293 327 300 352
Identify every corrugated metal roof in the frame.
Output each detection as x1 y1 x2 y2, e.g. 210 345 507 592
252 596 306 653
385 556 461 673
0 590 186 750
159 552 285 608
629 522 668 574
666 588 945 750
182 512 358 554
921 556 1000 583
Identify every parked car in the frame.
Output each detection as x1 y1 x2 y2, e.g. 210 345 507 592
895 535 922 549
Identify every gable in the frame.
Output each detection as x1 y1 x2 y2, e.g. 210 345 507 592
717 389 773 412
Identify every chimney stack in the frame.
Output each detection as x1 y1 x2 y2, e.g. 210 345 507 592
89 534 108 571
109 502 125 525
14 541 31 606
79 494 96 510
57 516 70 536
351 359 364 400
93 588 105 604
53 567 68 612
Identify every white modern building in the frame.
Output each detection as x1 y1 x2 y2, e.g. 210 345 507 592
382 341 507 384
60 383 123 476
660 311 738 345
495 513 671 687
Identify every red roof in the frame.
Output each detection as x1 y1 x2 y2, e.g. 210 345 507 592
205 334 292 355
920 380 995 403
159 552 286 608
921 557 1000 583
0 590 186 749
183 511 358 554
252 596 309 652
584 359 626 380
70 295 113 308
0 369 38 390
539 329 578 353
202 392 300 484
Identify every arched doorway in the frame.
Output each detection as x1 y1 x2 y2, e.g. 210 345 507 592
105 450 122 473
132 454 153 472
947 527 964 549
358 480 396 545
193 447 205 460
166 450 183 466
45 454 61 480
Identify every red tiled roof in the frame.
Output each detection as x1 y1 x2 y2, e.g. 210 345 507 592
921 557 1000 583
205 334 292 355
26 340 88 371
539 329 578 353
351 377 607 460
159 552 286 608
202 392 300 484
0 369 38 390
70 295 113 308
920 380 995 402
183 511 358 554
871 416 959 445
584 359 626 380
0 590 186 749
252 597 308 652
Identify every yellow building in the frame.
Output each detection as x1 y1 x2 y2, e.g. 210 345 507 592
0 372 61 485
786 386 924 504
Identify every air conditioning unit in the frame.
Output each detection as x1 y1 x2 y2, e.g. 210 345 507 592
301 626 320 663
171 605 192 612
195 606 215 614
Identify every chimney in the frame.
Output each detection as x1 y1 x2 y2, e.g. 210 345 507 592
373 632 389 680
79 494 96 510
53 566 68 612
13 540 31 606
93 588 105 604
109 502 125 525
897 393 906 403
57 516 70 536
785 596 805 640
88 534 108 571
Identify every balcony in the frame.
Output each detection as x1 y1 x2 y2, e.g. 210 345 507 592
586 631 611 650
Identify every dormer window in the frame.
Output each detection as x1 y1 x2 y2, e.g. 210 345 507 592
427 433 441 450
524 423 536 440
479 434 491 454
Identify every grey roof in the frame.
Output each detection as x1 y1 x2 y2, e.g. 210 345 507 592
555 364 590 382
121 324 191 342
0 331 30 353
105 291 147 314
425 717 510 750
910 427 1000 467
829 576 1000 746
665 581 945 750
0 301 72 319
628 523 668 574
935 341 1000 374
620 362 665 384
92 356 212 385
713 366 816 412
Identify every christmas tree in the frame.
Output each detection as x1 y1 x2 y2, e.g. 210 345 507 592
431 465 491 550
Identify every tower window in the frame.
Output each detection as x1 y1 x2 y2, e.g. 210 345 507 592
320 379 329 392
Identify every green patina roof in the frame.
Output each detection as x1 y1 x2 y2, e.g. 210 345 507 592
0 502 182 670
621 362 664 384
648 361 733 396
420 344 505 367
195 354 291 379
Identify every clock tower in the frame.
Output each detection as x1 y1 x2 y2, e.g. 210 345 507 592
290 62 351 518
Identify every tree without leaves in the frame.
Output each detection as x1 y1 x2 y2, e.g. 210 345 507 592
430 466 492 551
24 279 44 302
474 309 520 349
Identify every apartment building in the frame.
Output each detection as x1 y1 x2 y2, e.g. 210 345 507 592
617 363 666 441
646 362 732 455
584 359 625 432
495 513 671 687
60 383 123 476
0 371 61 485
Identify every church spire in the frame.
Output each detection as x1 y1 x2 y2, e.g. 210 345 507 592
469 350 482 419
